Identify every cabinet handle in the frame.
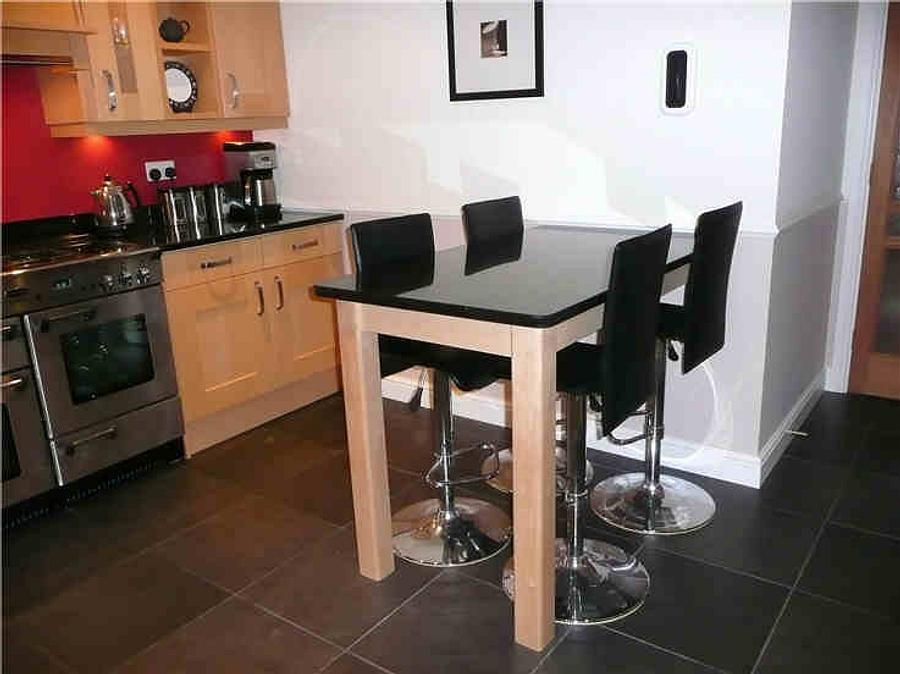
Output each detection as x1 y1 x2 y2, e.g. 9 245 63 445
274 276 284 310
66 426 117 456
111 16 129 45
227 72 240 110
102 69 118 111
291 239 319 252
1 376 26 391
255 281 265 316
199 256 233 270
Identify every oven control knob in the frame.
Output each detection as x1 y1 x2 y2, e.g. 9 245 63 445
100 274 116 290
135 266 151 284
119 271 133 286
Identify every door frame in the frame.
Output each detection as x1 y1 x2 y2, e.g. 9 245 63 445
827 1 890 392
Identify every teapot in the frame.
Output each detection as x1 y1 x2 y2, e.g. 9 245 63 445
91 174 141 232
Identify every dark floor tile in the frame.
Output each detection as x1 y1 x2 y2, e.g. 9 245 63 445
758 455 848 519
156 494 338 592
799 524 900 619
644 503 818 585
856 429 900 477
9 552 227 673
69 464 247 557
614 549 787 673
242 527 438 646
118 596 340 674
322 654 392 674
756 591 900 673
832 471 900 539
784 393 870 466
353 571 556 674
2 630 73 674
2 507 134 618
267 453 415 527
536 626 718 674
276 394 350 451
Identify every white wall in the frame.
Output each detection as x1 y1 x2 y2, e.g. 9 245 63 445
262 1 867 484
264 1 789 233
759 2 858 454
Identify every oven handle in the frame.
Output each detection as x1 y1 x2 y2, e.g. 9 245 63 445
65 426 117 456
40 307 97 332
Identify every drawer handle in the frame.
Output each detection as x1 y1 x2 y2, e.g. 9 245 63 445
255 281 265 316
274 276 284 310
1 324 17 340
1 376 26 391
291 240 319 252
66 426 117 456
200 257 233 270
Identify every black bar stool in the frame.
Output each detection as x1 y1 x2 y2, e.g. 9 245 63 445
461 196 593 495
350 213 512 567
591 202 742 535
501 225 673 624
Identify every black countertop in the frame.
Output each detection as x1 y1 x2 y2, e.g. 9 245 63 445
314 225 693 328
147 209 344 251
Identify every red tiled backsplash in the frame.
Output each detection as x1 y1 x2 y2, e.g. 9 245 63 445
1 65 252 222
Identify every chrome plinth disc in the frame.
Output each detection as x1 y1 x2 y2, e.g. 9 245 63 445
481 448 594 496
392 497 511 567
500 539 649 625
590 473 716 535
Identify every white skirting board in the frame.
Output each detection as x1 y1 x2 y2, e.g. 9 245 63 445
381 368 824 489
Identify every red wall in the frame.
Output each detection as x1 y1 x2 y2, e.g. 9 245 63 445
1 66 252 222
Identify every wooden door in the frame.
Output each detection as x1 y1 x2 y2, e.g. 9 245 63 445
850 4 900 400
1 2 87 32
265 254 341 391
165 273 272 422
208 1 289 117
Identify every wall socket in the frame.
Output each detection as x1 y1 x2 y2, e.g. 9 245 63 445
144 160 176 182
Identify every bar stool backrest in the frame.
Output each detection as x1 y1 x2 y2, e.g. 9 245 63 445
680 202 743 373
461 196 524 246
350 213 435 276
599 225 673 437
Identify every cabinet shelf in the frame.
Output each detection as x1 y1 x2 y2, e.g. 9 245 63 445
158 40 211 54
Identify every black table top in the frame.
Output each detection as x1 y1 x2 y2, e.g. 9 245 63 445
314 225 693 328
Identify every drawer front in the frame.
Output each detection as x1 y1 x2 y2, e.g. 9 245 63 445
261 222 344 268
162 238 263 291
2 317 29 373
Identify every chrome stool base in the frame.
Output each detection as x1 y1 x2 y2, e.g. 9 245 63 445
480 447 594 495
591 473 716 535
500 539 649 625
392 497 511 567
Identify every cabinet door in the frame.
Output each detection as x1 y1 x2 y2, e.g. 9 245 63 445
165 273 271 422
265 254 341 391
209 1 289 117
2 2 86 32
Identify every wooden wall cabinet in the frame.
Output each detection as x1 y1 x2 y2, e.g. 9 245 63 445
162 221 343 455
6 1 290 136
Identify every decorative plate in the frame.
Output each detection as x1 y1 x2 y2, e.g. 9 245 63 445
164 61 197 113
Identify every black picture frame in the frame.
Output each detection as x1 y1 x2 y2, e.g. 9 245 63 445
446 1 544 102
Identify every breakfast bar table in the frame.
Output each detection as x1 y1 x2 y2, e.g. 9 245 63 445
315 225 692 651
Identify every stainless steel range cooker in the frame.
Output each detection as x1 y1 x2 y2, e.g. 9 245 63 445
2 221 183 507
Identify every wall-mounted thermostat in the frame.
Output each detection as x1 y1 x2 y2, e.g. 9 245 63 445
661 43 696 115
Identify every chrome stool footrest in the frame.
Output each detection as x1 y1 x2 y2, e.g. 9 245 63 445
426 442 501 488
479 445 595 496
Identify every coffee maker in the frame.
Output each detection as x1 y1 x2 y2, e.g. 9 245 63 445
223 141 282 222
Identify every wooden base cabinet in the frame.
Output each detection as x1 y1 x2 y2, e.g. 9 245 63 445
162 222 344 455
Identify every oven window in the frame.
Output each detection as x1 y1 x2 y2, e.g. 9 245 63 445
2 404 22 481
60 314 155 405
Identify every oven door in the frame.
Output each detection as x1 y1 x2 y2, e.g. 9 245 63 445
2 368 59 507
24 285 177 438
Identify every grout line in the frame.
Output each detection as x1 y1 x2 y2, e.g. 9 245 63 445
526 626 570 674
250 602 348 654
600 625 730 673
341 652 402 674
749 445 856 674
639 546 793 590
792 587 897 621
826 519 900 543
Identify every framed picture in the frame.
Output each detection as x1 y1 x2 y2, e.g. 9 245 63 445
446 1 544 101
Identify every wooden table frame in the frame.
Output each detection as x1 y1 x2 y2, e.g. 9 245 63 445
335 266 689 651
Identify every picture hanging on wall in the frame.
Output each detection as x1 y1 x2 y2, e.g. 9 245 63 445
446 1 544 101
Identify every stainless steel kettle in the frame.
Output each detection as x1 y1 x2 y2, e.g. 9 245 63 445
91 174 141 232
